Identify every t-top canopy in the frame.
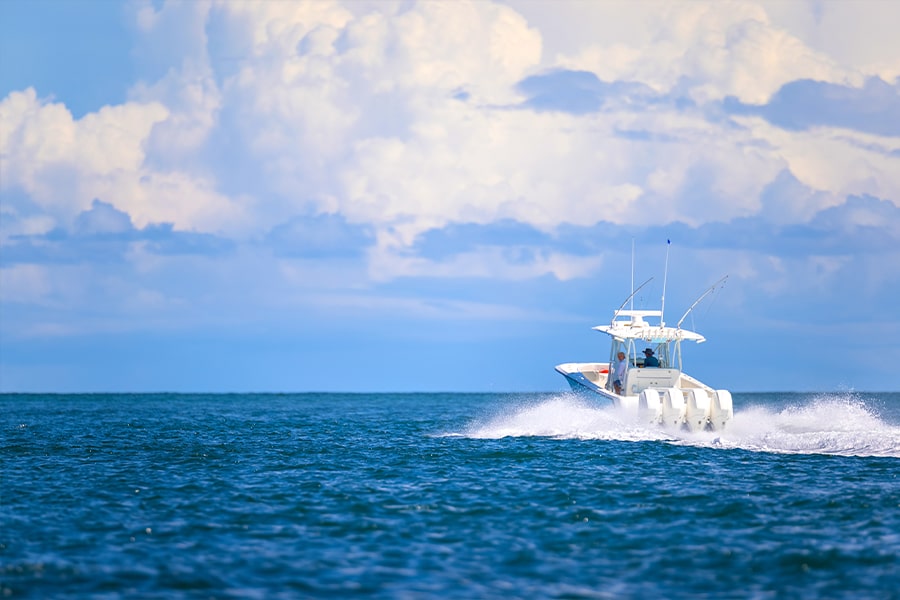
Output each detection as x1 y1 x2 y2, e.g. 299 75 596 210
592 309 706 343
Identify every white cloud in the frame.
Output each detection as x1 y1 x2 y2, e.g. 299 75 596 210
2 0 897 285
736 116 900 213
0 264 53 305
0 88 249 235
760 0 900 82
212 0 352 56
132 0 212 75
0 89 166 222
133 60 223 166
554 1 851 104
0 89 165 179
366 243 603 283
288 291 550 323
383 1 541 101
197 0 542 227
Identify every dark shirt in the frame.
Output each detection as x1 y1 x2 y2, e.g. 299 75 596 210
643 355 659 367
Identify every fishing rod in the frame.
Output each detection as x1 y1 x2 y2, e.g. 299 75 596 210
676 275 729 329
612 276 654 321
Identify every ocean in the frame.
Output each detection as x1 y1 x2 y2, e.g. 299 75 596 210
2 391 899 599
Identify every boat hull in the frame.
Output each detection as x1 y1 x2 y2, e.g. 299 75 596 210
557 367 613 398
554 362 621 408
555 362 733 431
560 374 618 406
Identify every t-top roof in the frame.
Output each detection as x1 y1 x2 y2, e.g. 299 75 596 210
592 310 706 343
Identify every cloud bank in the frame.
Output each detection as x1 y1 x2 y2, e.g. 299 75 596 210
1 0 898 391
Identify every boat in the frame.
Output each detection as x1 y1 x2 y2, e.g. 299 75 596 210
555 275 733 431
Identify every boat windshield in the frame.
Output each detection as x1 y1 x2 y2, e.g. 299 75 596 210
606 337 682 392
638 340 671 368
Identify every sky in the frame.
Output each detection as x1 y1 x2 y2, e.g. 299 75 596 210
1 0 898 393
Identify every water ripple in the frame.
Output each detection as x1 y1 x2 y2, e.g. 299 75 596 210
2 392 898 598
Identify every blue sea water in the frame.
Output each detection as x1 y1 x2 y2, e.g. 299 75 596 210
2 391 899 599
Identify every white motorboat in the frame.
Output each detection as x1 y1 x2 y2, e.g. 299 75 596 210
555 276 732 431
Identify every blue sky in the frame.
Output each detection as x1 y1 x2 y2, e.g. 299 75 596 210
1 0 898 393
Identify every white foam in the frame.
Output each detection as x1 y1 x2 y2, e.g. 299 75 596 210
463 396 673 442
455 392 900 458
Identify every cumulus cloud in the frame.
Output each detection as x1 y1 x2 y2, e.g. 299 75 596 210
726 77 900 137
1 0 898 291
266 214 374 259
0 88 247 236
553 1 851 104
3 199 235 268
74 199 134 235
367 243 604 283
0 89 167 218
760 0 900 83
731 114 900 214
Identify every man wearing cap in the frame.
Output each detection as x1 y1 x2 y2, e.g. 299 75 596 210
642 348 659 367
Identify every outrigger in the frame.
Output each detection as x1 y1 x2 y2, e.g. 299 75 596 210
555 274 732 431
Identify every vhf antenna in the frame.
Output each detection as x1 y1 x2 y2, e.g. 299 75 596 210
660 239 671 326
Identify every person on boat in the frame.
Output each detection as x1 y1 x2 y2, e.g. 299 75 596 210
613 351 627 395
642 348 659 367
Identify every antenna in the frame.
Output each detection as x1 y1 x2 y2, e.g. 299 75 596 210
660 239 671 326
630 238 635 311
676 275 729 329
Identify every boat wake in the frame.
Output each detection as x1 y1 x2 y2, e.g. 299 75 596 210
456 393 900 458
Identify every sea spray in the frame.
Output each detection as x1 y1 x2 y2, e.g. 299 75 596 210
456 391 900 458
